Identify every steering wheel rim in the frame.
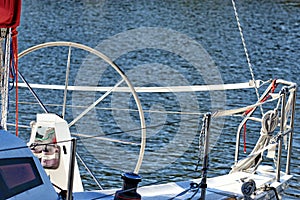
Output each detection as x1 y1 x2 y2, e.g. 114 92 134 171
18 41 146 173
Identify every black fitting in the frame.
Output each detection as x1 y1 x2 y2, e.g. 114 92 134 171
114 172 142 200
280 86 289 95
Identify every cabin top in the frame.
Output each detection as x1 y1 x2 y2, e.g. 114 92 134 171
0 130 58 200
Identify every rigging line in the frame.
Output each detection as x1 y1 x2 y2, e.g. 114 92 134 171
6 122 30 129
17 70 49 113
212 94 281 118
0 138 73 153
16 97 278 118
7 116 199 145
231 0 263 115
7 111 205 140
75 116 202 143
13 94 279 137
76 152 103 190
91 170 199 200
72 132 140 146
0 145 29 152
168 182 238 199
17 100 205 116
13 97 277 143
30 138 74 146
17 92 279 118
168 182 202 200
7 116 202 145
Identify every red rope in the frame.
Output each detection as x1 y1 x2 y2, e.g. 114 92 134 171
243 123 247 153
242 79 277 153
12 28 18 136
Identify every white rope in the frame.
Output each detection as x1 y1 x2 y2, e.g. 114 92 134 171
17 100 205 116
231 0 263 114
231 137 277 173
18 94 280 119
71 132 140 146
213 95 281 118
1 29 11 130
16 80 261 92
0 38 3 67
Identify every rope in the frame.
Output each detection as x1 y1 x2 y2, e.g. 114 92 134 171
76 152 103 190
17 70 49 113
243 123 247 153
17 101 206 116
15 80 262 92
15 80 276 119
0 37 3 128
1 29 12 130
195 116 206 171
231 0 263 114
213 95 280 118
12 28 19 136
168 182 200 200
241 179 256 198
242 80 278 153
90 171 199 200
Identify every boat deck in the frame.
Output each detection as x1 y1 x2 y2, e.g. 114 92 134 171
73 166 292 200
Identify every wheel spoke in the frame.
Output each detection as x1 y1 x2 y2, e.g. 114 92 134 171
68 78 125 128
62 46 72 119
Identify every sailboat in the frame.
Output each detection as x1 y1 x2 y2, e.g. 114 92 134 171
0 0 297 199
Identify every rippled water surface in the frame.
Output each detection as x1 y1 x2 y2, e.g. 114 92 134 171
9 0 300 199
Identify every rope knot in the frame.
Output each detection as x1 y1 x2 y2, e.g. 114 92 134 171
261 110 278 135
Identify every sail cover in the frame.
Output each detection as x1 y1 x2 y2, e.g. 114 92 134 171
0 0 21 28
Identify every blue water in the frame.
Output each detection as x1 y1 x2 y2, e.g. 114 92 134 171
9 0 300 199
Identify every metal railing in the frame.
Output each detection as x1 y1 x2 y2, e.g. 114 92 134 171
233 80 297 182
